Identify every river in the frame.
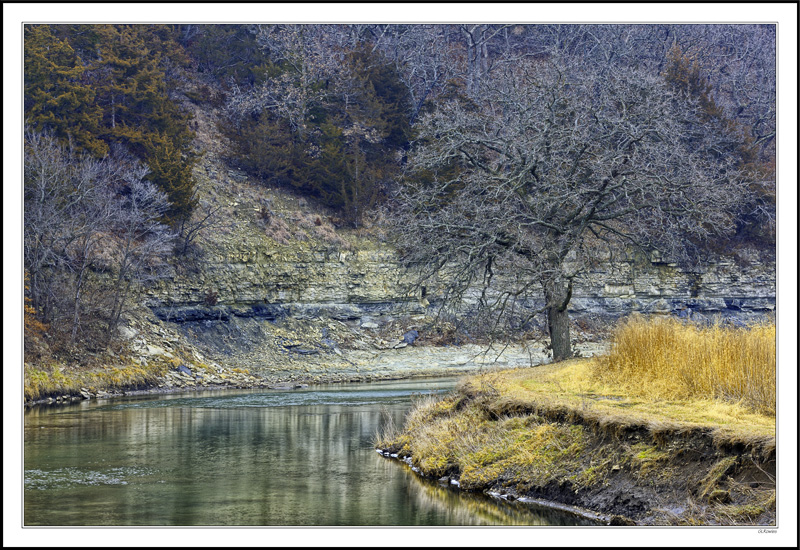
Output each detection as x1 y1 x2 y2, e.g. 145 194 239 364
23 377 596 526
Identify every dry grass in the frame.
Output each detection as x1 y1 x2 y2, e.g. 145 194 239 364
480 359 775 446
376 316 777 525
380 359 776 524
383 392 589 491
595 315 776 416
24 357 172 402
265 216 294 245
262 210 352 249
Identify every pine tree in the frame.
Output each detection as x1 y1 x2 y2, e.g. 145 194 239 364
180 24 270 85
345 45 412 149
24 25 107 157
86 24 198 225
89 27 180 147
144 134 198 223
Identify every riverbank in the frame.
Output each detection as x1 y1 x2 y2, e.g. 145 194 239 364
24 301 611 407
23 337 608 407
375 359 776 526
22 315 779 528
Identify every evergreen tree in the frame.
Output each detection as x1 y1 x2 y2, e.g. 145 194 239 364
220 113 299 186
144 134 198 223
221 38 410 226
26 24 199 226
24 25 107 157
86 24 198 225
179 24 270 86
89 26 189 150
344 45 412 150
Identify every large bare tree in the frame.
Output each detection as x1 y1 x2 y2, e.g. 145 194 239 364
388 51 759 361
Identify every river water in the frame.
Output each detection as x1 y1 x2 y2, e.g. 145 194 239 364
23 377 595 526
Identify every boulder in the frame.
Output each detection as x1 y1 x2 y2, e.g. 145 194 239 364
118 326 138 340
146 344 166 356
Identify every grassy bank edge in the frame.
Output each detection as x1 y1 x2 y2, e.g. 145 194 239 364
376 359 776 526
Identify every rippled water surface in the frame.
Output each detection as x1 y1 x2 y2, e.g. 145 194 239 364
24 378 595 526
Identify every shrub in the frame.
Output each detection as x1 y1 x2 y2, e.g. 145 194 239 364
204 289 219 306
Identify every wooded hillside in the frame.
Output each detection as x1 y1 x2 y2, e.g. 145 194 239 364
23 24 776 362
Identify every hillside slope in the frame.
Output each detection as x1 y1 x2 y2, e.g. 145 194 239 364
23 96 776 405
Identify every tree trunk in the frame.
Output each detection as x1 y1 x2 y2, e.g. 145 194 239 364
543 277 573 362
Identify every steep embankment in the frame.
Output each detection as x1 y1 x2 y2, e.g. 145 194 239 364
129 147 774 378
376 360 776 526
129 100 774 379
123 96 774 389
23 99 776 406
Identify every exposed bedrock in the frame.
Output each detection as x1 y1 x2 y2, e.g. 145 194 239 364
144 241 774 329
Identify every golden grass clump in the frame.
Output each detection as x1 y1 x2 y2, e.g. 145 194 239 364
379 390 589 491
595 315 775 416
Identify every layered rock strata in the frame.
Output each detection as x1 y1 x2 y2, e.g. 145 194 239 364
145 242 775 328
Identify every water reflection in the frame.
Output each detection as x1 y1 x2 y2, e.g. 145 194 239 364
404 470 598 526
24 379 592 526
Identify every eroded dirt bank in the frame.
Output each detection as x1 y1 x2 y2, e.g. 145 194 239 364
375 373 776 526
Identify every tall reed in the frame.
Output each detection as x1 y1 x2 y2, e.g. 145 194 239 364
596 315 776 415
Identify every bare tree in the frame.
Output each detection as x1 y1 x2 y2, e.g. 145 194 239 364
174 189 224 257
24 129 175 350
24 129 118 344
458 24 510 98
228 24 349 137
675 24 776 154
388 51 758 361
24 128 80 324
104 174 175 341
527 24 776 158
370 25 518 123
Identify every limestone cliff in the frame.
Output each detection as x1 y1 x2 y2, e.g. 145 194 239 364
128 151 774 378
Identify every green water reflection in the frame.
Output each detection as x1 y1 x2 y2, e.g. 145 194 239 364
24 379 596 526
